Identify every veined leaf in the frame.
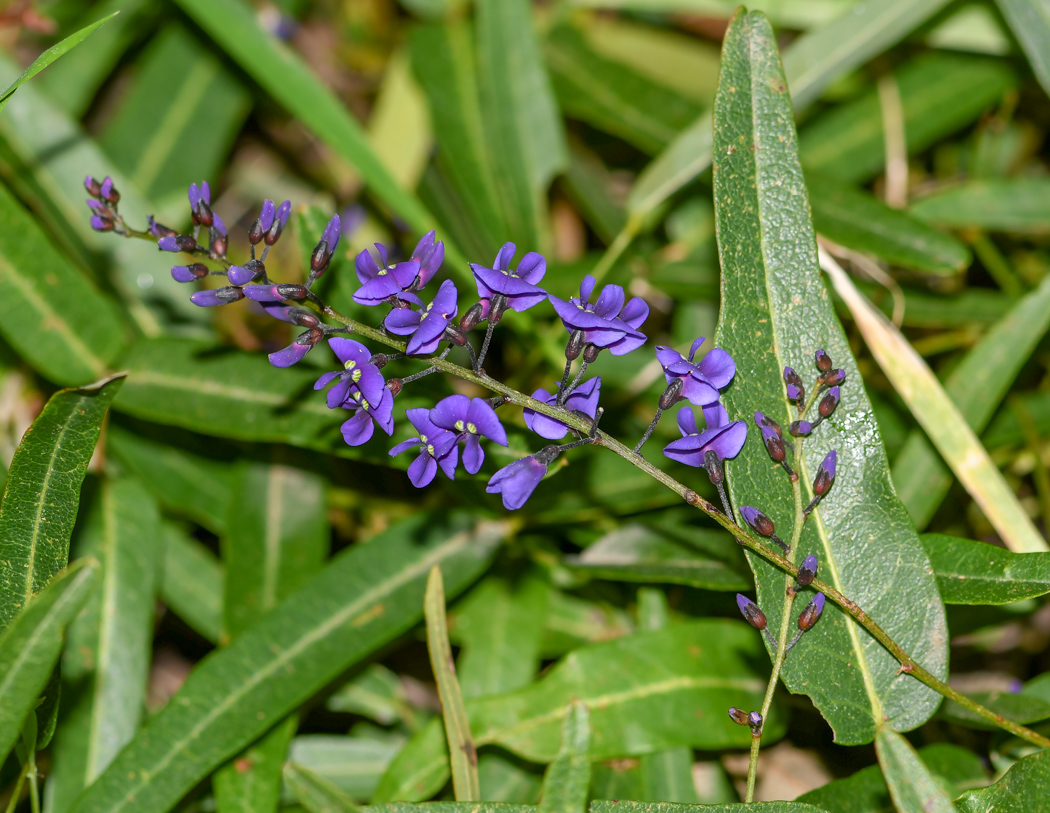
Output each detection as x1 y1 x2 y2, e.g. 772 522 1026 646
285 761 361 813
712 10 948 745
921 534 1050 605
215 717 298 813
158 522 224 644
326 665 413 728
370 801 827 813
68 515 502 813
909 179 1050 233
538 702 590 813
0 374 124 632
47 478 162 813
0 560 99 763
995 0 1050 101
477 754 542 804
875 728 959 813
956 748 1050 813
366 48 432 194
290 733 405 801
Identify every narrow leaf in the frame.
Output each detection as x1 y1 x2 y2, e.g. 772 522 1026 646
158 522 224 644
538 702 590 813
822 249 1048 553
213 717 297 813
371 802 826 813
921 534 1050 605
995 0 1050 101
956 748 1050 813
875 728 959 813
426 566 479 801
284 761 361 813
289 733 405 801
0 374 124 632
909 178 1050 233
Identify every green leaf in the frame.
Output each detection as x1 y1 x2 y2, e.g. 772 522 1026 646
68 515 502 813
426 566 480 801
0 559 99 763
712 9 947 745
289 733 405 801
941 690 1050 730
374 719 449 803
892 272 1050 528
0 181 124 385
627 0 953 219
0 12 118 113
564 522 750 591
807 173 970 275
799 53 1016 184
920 534 1050 605
476 0 568 250
956 748 1050 813
477 754 542 804
370 802 828 813
98 24 251 210
538 702 590 813
995 0 1050 101
875 728 959 813
326 665 414 728
214 717 298 813
285 761 362 813
158 522 224 644
0 374 124 632
47 478 162 813
909 179 1050 233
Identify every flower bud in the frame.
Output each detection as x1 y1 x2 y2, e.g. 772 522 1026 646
210 231 227 258
659 378 684 410
228 260 264 287
815 349 833 372
704 449 725 485
797 593 826 631
813 450 837 497
796 554 818 587
310 239 330 272
371 353 390 369
386 378 403 396
818 387 840 418
459 302 486 332
565 328 586 361
100 176 119 204
85 175 102 198
488 292 508 325
158 234 198 252
148 216 178 238
764 433 786 463
171 263 209 283
748 711 763 729
741 506 775 537
756 411 783 438
196 198 214 227
728 707 750 726
789 420 812 437
736 594 767 630
583 343 601 364
190 287 244 307
784 366 804 402
268 327 324 368
443 324 468 346
823 368 846 386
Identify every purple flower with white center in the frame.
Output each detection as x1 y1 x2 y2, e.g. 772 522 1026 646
655 338 734 407
470 242 548 313
486 453 550 510
384 280 458 356
269 326 324 368
389 408 459 487
353 243 420 306
190 287 244 307
548 275 648 353
524 377 601 440
431 394 508 474
313 338 387 410
410 230 445 290
338 385 395 447
663 403 747 467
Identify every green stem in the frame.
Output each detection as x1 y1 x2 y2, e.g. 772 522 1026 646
744 732 762 801
3 761 29 813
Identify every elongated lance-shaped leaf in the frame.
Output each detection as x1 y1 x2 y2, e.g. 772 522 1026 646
0 12 117 112
921 534 1050 605
711 9 948 745
0 559 99 763
994 0 1050 101
956 748 1050 813
426 566 479 801
875 728 959 813
823 249 1048 554
68 515 504 813
0 374 124 633
214 716 298 813
284 761 362 813
289 733 404 801
47 478 162 813
538 702 590 813
371 801 827 813
158 522 224 644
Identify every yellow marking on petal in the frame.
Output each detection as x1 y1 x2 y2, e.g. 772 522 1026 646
352 369 362 382
344 359 357 370
455 420 465 432
467 422 477 434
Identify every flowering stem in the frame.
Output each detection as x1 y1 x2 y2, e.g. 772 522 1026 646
745 730 762 802
561 361 590 403
633 407 663 454
476 319 496 373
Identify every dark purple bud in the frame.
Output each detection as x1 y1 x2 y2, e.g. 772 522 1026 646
90 215 114 232
443 324 468 347
171 263 209 283
818 387 840 418
736 594 767 630
243 283 308 302
228 260 264 286
784 367 804 402
659 378 684 410
197 198 214 227
813 451 837 496
728 708 750 725
148 216 178 238
798 593 826 631
265 200 292 245
488 292 508 325
249 200 275 245
583 343 601 364
310 240 330 273
704 449 725 485
100 176 119 204
210 230 227 258
823 368 846 387
386 378 403 397
158 234 198 253
741 506 775 537
797 554 818 587
565 328 586 361
268 326 324 368
190 287 245 307
748 711 763 729
459 302 486 332
371 353 390 369
85 175 102 198
756 411 783 439
764 433 786 463
815 349 833 372
789 420 812 437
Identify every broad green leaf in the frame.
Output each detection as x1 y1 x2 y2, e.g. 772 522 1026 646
454 571 549 699
563 145 627 245
628 0 953 219
0 181 124 384
476 0 568 251
891 273 1050 528
540 591 632 658
799 53 1016 184
567 0 851 29
0 374 124 632
214 717 298 813
875 728 958 813
0 13 117 113
909 179 1050 233
564 522 750 591
289 733 405 801
99 24 251 211
995 0 1050 101
941 690 1050 730
68 514 504 813
47 479 162 813
374 718 449 803
326 665 414 728
807 174 970 275
824 251 1049 553
285 761 361 813
426 566 480 801
371 802 826 813
956 748 1050 813
0 560 99 762
921 534 1050 605
477 754 542 804
158 522 224 644
367 49 432 194
538 702 589 813
545 25 702 155
712 10 947 744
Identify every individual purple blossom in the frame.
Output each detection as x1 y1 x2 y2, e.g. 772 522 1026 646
338 386 395 446
313 338 387 410
269 327 324 368
524 377 601 440
190 287 243 307
410 230 445 290
606 297 650 355
663 403 747 467
470 242 548 313
353 243 420 306
389 408 459 487
431 395 508 474
548 275 648 354
383 280 459 356
655 338 733 407
486 450 555 510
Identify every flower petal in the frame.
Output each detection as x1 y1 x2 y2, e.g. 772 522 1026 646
467 398 507 445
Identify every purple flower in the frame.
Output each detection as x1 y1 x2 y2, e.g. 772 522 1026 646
431 395 508 474
486 454 549 510
655 338 733 407
353 243 420 306
190 287 244 307
389 408 459 487
411 230 445 290
606 297 650 355
663 403 747 467
188 181 210 213
548 275 648 354
313 338 387 410
269 327 324 368
523 377 601 440
339 386 395 447
383 280 458 356
470 242 548 312
258 200 276 232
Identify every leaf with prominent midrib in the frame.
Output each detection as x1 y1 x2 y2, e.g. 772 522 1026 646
712 9 947 745
537 702 589 813
875 729 958 813
68 514 504 813
369 802 826 813
921 534 1050 605
0 374 124 633
955 748 1050 813
909 178 1050 233
158 522 224 644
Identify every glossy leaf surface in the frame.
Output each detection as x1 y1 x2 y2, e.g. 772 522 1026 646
956 748 1050 813
921 534 1050 605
